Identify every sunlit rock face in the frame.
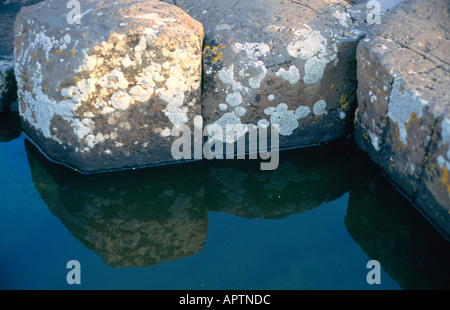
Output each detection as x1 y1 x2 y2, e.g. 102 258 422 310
354 0 450 238
25 139 208 268
172 0 365 150
14 0 204 172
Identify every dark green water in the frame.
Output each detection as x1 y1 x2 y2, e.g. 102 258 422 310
0 110 449 290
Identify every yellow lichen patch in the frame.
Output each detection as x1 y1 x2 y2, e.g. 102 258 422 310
212 51 223 63
340 93 349 110
442 166 450 193
206 44 225 63
393 122 405 150
330 84 334 89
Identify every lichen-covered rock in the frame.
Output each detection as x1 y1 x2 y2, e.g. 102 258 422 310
172 0 365 149
14 0 204 172
354 0 450 237
25 139 208 268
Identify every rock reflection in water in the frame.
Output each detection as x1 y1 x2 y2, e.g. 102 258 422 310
24 136 450 288
206 142 352 219
25 139 208 268
346 148 450 290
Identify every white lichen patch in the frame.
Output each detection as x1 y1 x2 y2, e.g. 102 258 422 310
387 78 425 146
303 57 329 84
207 112 248 143
332 10 351 27
368 130 381 151
287 26 328 59
248 61 267 89
287 25 336 85
313 100 327 116
275 65 301 84
225 92 243 107
264 103 305 136
438 117 450 169
295 106 311 119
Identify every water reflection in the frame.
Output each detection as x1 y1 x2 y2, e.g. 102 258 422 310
346 149 450 290
206 143 352 219
0 111 21 142
25 139 208 268
24 136 450 289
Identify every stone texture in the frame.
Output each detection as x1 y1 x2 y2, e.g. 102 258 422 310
172 0 365 150
354 0 450 237
25 139 208 268
0 0 44 110
14 0 204 172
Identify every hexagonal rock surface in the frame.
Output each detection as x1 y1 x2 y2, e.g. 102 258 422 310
354 0 450 237
172 0 365 150
14 0 204 172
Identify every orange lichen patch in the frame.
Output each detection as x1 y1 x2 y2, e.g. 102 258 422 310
409 112 420 123
71 49 75 58
393 121 404 150
340 93 349 110
212 51 223 62
55 49 63 53
205 44 225 62
442 166 450 193
376 90 382 94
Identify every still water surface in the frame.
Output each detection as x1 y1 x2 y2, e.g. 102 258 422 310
0 110 449 290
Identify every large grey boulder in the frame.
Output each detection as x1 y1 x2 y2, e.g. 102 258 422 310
14 0 204 172
354 0 450 237
172 0 365 150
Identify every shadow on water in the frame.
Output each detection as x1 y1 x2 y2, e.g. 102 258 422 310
24 135 450 288
0 111 21 142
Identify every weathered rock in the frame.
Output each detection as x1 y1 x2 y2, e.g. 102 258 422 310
25 139 208 268
172 0 365 150
0 1 44 110
354 0 450 237
14 0 204 172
